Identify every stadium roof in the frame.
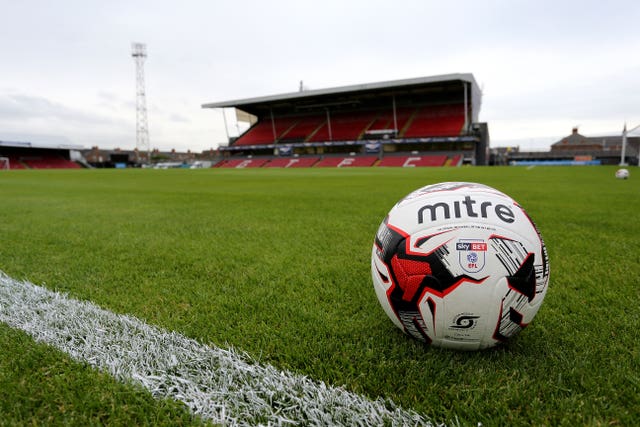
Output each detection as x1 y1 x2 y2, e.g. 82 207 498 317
202 73 480 116
0 139 84 150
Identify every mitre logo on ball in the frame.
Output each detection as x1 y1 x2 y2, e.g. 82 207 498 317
417 195 515 225
371 182 550 351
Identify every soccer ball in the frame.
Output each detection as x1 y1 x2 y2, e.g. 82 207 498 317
371 182 550 350
615 168 629 179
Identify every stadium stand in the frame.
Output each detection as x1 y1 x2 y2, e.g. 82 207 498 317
203 74 489 166
0 143 84 169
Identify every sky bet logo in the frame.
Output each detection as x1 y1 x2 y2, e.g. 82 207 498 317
456 242 488 251
417 195 515 224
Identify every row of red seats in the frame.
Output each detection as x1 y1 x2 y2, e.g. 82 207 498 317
308 111 378 142
263 157 321 168
215 154 461 169
280 116 324 142
366 108 413 135
236 117 299 146
22 156 81 169
1 155 80 169
315 156 377 167
403 104 465 138
378 155 447 167
4 156 27 169
234 104 465 146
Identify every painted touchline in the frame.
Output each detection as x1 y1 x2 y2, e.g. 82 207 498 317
0 272 435 426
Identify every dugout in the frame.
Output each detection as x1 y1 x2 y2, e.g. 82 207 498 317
203 74 489 165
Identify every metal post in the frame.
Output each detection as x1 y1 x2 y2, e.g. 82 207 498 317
270 108 277 143
620 124 627 166
463 82 469 131
392 95 398 136
221 108 230 143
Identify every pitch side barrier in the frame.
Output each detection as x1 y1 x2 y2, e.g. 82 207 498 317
218 136 478 153
509 160 602 166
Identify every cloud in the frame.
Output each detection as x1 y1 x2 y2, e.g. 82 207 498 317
0 93 123 126
168 113 190 123
0 92 135 148
0 94 60 119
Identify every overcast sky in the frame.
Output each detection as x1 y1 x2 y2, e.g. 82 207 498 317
1 0 639 152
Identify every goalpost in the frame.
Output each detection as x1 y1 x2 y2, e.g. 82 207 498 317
620 123 640 166
0 157 9 170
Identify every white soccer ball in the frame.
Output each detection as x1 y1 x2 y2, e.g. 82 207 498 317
371 182 550 350
615 168 629 179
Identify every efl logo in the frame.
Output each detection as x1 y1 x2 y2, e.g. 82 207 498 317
456 239 487 273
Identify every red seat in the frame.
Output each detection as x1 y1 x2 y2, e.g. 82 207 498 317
231 102 466 148
378 155 447 167
279 115 325 141
22 155 80 169
315 156 377 167
6 156 26 169
309 111 377 142
264 157 320 168
218 159 269 168
234 117 299 146
402 104 465 138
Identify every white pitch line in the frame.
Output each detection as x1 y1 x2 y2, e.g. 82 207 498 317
0 272 436 426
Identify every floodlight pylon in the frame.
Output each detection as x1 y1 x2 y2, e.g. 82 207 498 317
132 43 150 164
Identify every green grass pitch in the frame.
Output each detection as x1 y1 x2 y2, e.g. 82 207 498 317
0 166 638 425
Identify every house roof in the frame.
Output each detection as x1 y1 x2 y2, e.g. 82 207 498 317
550 127 639 155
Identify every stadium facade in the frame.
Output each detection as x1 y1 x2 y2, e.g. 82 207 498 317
203 73 490 167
